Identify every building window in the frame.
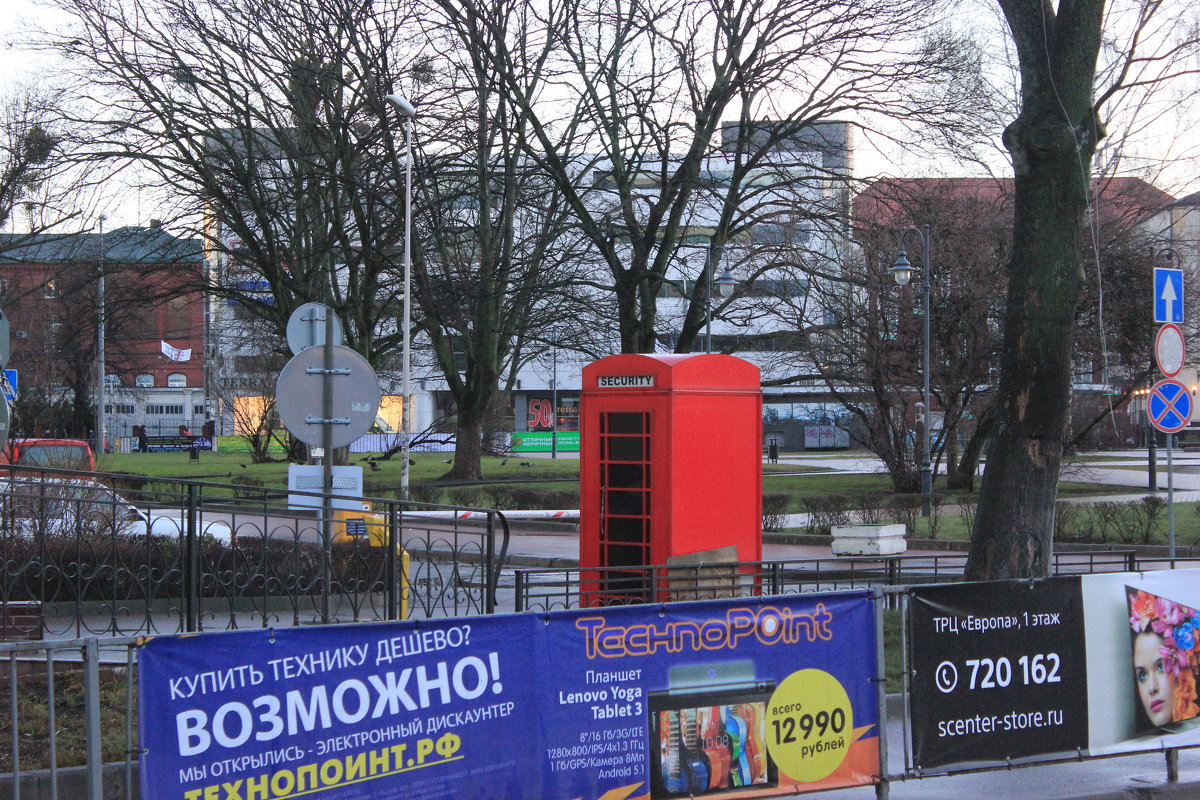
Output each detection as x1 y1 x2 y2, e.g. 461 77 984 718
145 404 184 415
105 403 135 414
167 373 187 388
193 405 205 416
136 374 154 388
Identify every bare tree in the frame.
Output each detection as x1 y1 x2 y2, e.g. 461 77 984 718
41 0 416 370
393 25 596 479
434 0 991 353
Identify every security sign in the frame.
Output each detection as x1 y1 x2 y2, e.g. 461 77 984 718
1148 379 1193 434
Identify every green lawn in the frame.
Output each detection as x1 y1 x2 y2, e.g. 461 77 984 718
96 450 581 487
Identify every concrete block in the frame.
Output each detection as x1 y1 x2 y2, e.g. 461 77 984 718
831 524 907 556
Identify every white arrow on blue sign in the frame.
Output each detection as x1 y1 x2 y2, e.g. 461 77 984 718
1154 267 1184 323
1148 378 1193 434
2 369 15 403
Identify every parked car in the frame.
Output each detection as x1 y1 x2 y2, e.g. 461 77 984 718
0 438 96 471
0 477 233 544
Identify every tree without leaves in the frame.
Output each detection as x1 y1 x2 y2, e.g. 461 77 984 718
42 0 416 377
434 0 991 354
391 19 597 480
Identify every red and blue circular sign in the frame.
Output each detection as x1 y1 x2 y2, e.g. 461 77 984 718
1148 379 1193 434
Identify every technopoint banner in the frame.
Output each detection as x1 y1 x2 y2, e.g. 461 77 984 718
909 569 1200 771
138 591 880 800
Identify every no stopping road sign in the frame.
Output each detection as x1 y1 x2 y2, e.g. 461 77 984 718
1148 379 1193 434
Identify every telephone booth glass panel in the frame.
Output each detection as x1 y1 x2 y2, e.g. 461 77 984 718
600 411 651 600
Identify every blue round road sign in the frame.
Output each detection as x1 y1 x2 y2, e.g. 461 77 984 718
1148 379 1193 434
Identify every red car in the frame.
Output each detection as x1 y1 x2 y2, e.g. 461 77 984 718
0 438 97 472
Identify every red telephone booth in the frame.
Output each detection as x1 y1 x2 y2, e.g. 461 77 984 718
579 353 762 602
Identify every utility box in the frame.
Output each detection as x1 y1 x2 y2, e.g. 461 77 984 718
579 353 762 602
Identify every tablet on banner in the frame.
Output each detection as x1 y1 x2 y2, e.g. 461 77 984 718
138 591 881 800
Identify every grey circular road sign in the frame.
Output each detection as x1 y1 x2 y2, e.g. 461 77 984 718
274 345 380 449
286 302 344 356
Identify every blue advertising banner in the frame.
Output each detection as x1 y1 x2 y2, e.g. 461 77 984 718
139 591 879 800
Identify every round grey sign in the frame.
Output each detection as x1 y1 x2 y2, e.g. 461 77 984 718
274 345 380 449
286 302 344 355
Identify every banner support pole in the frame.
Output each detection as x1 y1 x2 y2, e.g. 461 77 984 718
873 590 890 799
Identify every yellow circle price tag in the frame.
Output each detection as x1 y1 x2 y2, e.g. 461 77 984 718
765 669 853 782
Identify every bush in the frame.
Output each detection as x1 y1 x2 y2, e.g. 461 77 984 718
886 494 923 535
1054 501 1092 543
406 483 446 504
801 494 853 536
229 473 266 500
856 494 888 525
762 493 791 531
1131 495 1166 544
958 495 978 536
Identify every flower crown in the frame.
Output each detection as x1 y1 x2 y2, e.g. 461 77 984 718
1130 589 1200 676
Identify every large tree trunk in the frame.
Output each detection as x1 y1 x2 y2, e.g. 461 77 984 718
965 0 1104 580
445 417 484 481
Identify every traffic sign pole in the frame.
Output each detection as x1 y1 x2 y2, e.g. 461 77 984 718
1168 432 1175 560
1152 266 1187 559
1148 378 1189 561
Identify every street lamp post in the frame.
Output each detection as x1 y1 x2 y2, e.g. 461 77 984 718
95 214 107 455
889 224 933 517
704 252 738 354
386 94 416 499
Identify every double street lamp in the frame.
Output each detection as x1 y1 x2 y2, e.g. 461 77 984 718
888 224 933 516
385 93 416 499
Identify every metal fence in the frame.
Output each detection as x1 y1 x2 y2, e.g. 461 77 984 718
512 550 1145 611
1 636 141 800
0 465 509 640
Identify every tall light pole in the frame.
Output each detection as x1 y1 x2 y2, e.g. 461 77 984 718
95 214 107 455
386 94 416 498
889 224 932 516
704 251 738 354
550 342 558 459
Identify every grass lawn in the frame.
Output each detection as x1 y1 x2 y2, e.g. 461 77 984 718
95 450 581 488
96 448 1168 527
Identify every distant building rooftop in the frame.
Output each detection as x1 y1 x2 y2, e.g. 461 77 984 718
0 223 202 264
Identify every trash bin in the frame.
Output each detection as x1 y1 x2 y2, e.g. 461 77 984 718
768 440 779 464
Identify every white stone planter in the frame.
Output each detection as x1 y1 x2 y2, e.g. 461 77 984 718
830 524 907 557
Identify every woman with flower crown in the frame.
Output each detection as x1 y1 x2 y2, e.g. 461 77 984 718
1129 589 1200 729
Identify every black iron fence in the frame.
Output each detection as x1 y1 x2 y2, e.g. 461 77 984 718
512 550 1145 611
0 465 509 639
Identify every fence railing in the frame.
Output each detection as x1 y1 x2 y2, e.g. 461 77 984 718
512 550 1142 611
0 465 509 639
1 636 141 800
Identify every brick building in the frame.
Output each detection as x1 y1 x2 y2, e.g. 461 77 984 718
0 222 207 440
